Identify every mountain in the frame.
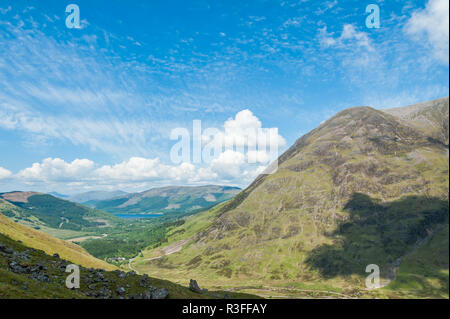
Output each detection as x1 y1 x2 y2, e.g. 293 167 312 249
68 190 128 204
48 192 69 199
0 212 115 270
85 185 241 216
0 216 258 299
133 97 449 298
384 97 449 146
0 192 120 232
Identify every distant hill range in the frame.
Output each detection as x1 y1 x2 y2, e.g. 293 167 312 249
67 190 129 203
83 185 241 216
0 192 119 232
0 212 115 270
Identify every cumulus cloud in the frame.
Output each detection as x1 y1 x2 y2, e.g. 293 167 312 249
209 150 246 179
94 157 196 182
202 109 286 164
405 0 449 64
1 108 284 192
7 155 251 192
0 167 12 179
18 158 95 181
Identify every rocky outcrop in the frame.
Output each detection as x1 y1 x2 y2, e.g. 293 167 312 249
1 240 170 299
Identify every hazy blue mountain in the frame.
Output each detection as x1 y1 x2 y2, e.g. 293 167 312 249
85 185 241 216
68 190 129 204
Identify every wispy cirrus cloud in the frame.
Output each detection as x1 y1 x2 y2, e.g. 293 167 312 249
404 0 449 64
0 0 448 193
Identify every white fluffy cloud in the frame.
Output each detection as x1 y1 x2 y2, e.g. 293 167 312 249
7 155 249 192
210 150 246 179
405 0 449 64
0 167 12 179
95 157 162 181
95 157 197 182
202 109 286 163
18 158 94 181
2 109 285 192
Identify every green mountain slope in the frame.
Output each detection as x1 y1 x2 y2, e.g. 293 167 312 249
383 223 448 298
0 230 258 299
133 98 449 298
85 185 241 216
385 97 449 146
0 212 116 270
0 192 120 231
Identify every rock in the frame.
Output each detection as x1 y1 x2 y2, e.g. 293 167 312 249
189 279 202 294
9 262 30 274
0 244 14 255
143 290 152 299
139 279 148 287
20 252 31 261
98 286 111 298
31 263 47 273
94 272 105 282
32 272 50 283
116 286 126 295
151 288 169 299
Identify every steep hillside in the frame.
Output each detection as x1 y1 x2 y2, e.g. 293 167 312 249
134 98 449 298
385 97 449 146
0 231 258 299
0 213 116 270
0 192 120 231
383 223 449 298
86 185 241 217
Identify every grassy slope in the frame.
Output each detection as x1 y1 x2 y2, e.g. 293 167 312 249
382 224 449 298
1 193 120 231
133 104 449 298
0 213 116 270
0 232 259 299
0 198 92 240
385 97 449 146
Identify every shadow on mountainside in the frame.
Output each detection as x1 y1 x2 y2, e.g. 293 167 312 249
305 193 449 280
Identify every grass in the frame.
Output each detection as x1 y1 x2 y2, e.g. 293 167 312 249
0 213 116 270
382 224 449 298
130 131 448 298
0 232 260 299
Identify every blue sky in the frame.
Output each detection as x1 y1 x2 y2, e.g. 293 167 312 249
0 0 448 194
